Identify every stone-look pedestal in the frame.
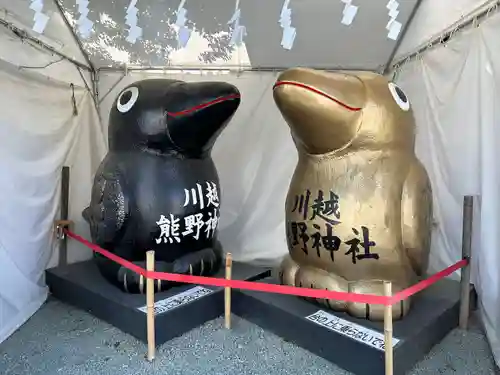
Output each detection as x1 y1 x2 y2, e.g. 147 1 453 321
233 276 465 375
46 260 270 345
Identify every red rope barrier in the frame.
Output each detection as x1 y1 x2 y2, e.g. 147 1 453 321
392 259 468 303
65 230 468 306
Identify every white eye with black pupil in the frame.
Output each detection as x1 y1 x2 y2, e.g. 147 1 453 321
388 82 410 111
117 87 139 113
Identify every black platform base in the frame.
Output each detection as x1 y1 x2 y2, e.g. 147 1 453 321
233 276 465 375
46 260 270 346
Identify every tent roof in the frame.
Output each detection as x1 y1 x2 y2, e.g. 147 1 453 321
0 0 495 73
393 0 493 61
1 0 423 72
0 0 89 68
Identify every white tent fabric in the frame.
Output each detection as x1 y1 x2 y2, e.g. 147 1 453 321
1 0 500 370
393 10 500 364
0 29 105 343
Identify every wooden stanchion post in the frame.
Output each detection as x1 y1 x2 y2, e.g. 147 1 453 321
384 281 394 375
59 166 70 267
146 250 156 362
459 195 473 330
225 253 233 329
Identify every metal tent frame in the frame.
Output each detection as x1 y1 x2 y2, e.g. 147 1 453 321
1 0 499 107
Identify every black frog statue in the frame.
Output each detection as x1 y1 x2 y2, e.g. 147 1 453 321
82 79 241 293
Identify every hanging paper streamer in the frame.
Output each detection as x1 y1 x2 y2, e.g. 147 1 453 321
279 0 296 50
386 0 402 41
29 0 50 34
227 0 247 47
125 0 143 44
339 0 358 26
75 0 94 38
175 0 191 49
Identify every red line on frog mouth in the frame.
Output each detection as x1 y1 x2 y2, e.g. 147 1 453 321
166 94 241 117
273 80 361 112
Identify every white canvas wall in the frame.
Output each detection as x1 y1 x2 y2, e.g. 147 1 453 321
393 10 500 366
0 26 105 343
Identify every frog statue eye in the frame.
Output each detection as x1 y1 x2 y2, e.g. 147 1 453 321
388 82 410 111
117 87 139 113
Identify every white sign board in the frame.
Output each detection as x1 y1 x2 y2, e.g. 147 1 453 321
305 310 400 351
137 286 214 316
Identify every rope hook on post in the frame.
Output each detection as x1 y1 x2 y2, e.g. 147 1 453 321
54 219 73 241
56 165 71 266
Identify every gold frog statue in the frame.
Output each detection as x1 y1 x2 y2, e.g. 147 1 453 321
274 68 433 321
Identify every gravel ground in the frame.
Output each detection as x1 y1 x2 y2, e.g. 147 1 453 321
0 297 497 375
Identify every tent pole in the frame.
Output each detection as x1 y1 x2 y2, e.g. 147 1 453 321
58 166 70 267
0 18 91 72
459 196 474 330
52 0 98 99
52 0 95 71
388 0 500 72
382 0 425 75
98 71 128 105
97 65 367 73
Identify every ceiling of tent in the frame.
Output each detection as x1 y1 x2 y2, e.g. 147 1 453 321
394 0 493 60
0 0 423 71
0 0 89 67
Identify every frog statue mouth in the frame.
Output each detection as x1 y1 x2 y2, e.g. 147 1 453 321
165 93 241 118
273 80 362 112
271 69 366 155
